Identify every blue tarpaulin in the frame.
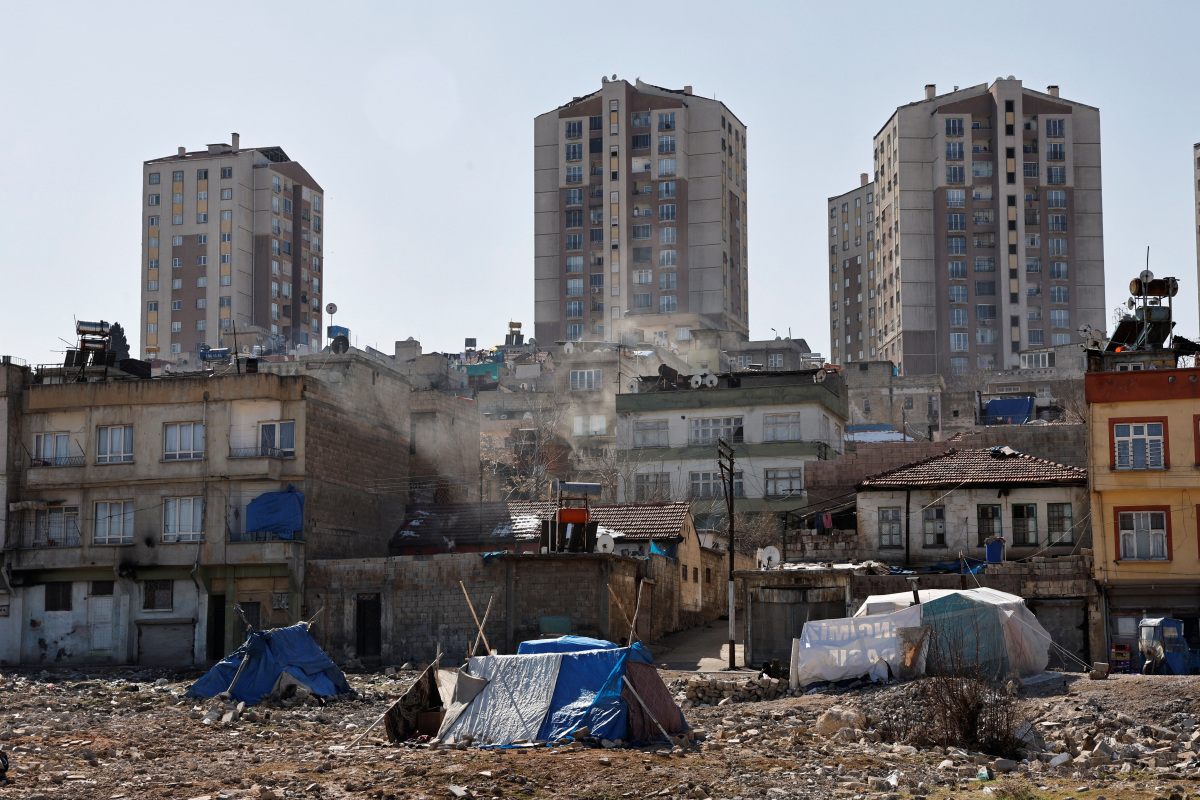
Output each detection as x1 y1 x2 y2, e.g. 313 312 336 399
533 642 659 743
246 484 305 537
650 541 678 560
518 635 619 655
922 557 986 575
185 623 350 706
985 397 1034 425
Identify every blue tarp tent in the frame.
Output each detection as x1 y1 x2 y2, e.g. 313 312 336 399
437 638 682 747
185 623 350 705
246 484 305 537
984 397 1034 425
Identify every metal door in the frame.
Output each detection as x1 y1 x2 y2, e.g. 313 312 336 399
88 596 113 650
751 587 844 663
356 593 382 657
137 621 194 666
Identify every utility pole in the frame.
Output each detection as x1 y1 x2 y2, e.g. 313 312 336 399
717 437 737 670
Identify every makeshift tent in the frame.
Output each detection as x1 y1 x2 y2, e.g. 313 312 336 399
794 588 1051 686
426 637 684 747
185 623 350 705
246 484 305 537
984 397 1034 425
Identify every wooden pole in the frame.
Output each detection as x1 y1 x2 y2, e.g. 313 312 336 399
460 581 491 654
606 584 638 643
622 675 676 745
628 579 644 645
469 597 494 657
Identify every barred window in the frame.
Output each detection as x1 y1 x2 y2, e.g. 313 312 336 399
143 579 173 610
1047 503 1073 544
635 473 671 502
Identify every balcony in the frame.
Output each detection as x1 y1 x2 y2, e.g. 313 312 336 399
658 122 675 131
29 456 85 468
5 518 81 549
229 528 303 543
230 445 295 459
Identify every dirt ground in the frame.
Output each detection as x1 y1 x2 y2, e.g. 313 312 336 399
1 666 1198 800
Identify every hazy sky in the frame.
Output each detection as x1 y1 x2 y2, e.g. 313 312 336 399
3 1 1199 366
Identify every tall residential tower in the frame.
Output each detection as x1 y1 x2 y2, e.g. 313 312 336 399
534 79 748 352
827 175 876 365
832 79 1104 375
140 136 325 362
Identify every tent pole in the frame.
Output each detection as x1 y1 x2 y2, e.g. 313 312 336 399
470 597 494 657
460 581 492 654
606 584 638 644
628 580 644 646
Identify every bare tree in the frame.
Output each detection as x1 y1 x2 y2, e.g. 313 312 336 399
714 510 782 555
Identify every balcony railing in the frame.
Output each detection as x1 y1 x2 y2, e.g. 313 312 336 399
6 519 81 549
658 122 675 131
30 456 86 468
230 446 295 459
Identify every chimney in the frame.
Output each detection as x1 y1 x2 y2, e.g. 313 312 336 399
231 132 240 152
1047 85 1059 98
177 146 186 156
860 173 868 187
683 85 693 95
925 84 936 100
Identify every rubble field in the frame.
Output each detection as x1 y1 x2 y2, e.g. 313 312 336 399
2 666 1200 800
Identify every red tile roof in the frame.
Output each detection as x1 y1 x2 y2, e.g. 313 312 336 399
857 447 1086 489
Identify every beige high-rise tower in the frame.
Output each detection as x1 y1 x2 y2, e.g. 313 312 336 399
848 79 1105 376
534 79 748 352
139 136 325 362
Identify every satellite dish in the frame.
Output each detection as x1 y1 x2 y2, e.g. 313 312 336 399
522 412 533 420
325 302 338 315
596 533 615 554
627 379 639 393
331 334 350 354
241 345 249 354
814 369 827 383
563 342 575 354
520 383 528 390
762 546 781 568
704 374 719 388
690 374 703 389
1139 270 1154 283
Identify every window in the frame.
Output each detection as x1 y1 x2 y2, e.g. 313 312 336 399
690 471 742 499
1028 329 1044 345
658 136 675 154
977 504 1002 545
946 141 964 160
1050 309 1070 328
94 500 134 545
658 112 675 131
949 285 967 303
163 498 203 542
97 425 133 464
951 357 968 375
946 166 964 184
658 295 677 313
947 213 965 231
1047 190 1066 208
590 115 603 131
974 281 996 296
659 249 676 267
1008 504 1038 546
768 354 784 370
196 320 207 331
143 579 173 610
977 328 998 344
948 236 966 254
659 181 676 199
1117 510 1168 560
974 256 995 272
947 189 965 207
149 215 160 227
950 332 969 351
631 134 650 150
949 261 966 279
879 508 903 548
763 413 800 442
44 582 73 612
565 120 582 139
1023 162 1039 178
1048 238 1067 256
659 272 676 291
173 215 183 225
659 204 676 221
148 194 161 206
972 161 993 178
923 507 945 546
1050 286 1069 303
1026 257 1041 273
659 226 676 244
220 188 233 200
1046 119 1065 137
566 234 582 251
1047 167 1066 185
220 167 233 179
565 324 583 341
149 172 161 185
570 369 602 391
566 256 583 274
690 416 743 445
572 415 607 436
566 166 582 183
1114 422 1165 470
658 158 676 176
565 143 582 161
33 432 72 466
945 118 963 137
632 225 651 240
950 308 968 327
1047 503 1073 544
1046 143 1065 161
164 422 203 460
765 468 803 497
635 473 671 502
255 421 296 458
1049 261 1068 280
221 210 232 221
566 300 584 318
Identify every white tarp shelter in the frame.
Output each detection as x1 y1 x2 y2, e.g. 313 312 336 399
438 653 562 744
795 587 1051 685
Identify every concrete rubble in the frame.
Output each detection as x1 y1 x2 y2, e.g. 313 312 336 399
3 665 1200 799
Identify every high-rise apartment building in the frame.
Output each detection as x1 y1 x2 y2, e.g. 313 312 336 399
534 79 748 351
843 79 1104 375
140 135 325 362
827 175 876 365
